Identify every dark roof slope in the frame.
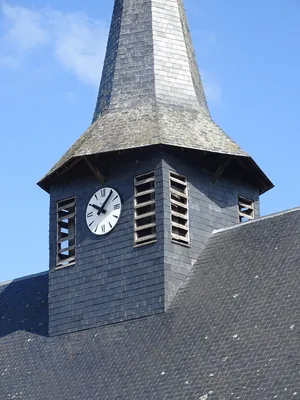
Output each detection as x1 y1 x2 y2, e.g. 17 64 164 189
1 209 299 399
0 272 48 338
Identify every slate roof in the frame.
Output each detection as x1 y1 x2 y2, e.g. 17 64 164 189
1 208 299 400
38 0 273 194
43 105 248 178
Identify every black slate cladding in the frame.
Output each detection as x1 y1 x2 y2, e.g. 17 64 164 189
0 272 48 338
1 209 299 399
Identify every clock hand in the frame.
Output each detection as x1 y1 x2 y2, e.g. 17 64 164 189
89 204 107 215
98 190 113 215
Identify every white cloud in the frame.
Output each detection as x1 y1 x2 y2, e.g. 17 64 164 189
0 2 108 86
201 70 223 103
1 3 49 51
50 11 108 86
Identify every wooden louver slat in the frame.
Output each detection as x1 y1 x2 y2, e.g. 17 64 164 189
135 211 156 220
57 212 75 222
58 245 75 255
171 209 188 219
239 211 253 220
170 175 186 186
170 188 188 199
135 200 155 209
171 221 189 231
135 233 157 244
56 256 76 268
57 234 75 244
135 176 155 187
172 233 189 244
135 222 156 232
239 201 254 211
170 197 187 208
57 201 76 212
135 188 155 197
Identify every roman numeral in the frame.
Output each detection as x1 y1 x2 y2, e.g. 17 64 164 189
114 204 120 210
113 215 118 219
101 224 106 233
113 195 118 201
89 221 94 227
109 222 112 229
101 189 106 197
94 194 98 200
94 225 99 233
87 212 93 218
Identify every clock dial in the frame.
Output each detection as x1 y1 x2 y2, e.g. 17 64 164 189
86 187 122 235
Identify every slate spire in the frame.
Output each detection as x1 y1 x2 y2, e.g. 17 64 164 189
92 0 210 121
38 0 273 194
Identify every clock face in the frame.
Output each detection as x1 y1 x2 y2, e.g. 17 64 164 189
86 187 122 235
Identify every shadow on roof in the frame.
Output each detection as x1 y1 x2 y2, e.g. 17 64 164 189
0 273 48 338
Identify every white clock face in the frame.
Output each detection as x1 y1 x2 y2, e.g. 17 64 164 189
86 187 122 235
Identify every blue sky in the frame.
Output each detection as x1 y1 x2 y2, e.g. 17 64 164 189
0 0 299 281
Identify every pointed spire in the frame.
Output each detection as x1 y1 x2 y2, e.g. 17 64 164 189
38 0 273 194
92 0 210 122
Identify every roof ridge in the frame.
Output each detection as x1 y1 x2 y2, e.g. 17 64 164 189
213 206 300 234
0 271 48 287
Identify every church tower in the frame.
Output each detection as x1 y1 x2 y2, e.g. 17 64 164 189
38 0 273 337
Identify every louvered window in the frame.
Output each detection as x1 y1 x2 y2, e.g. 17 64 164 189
56 197 76 268
238 196 254 223
170 172 189 245
134 171 156 246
